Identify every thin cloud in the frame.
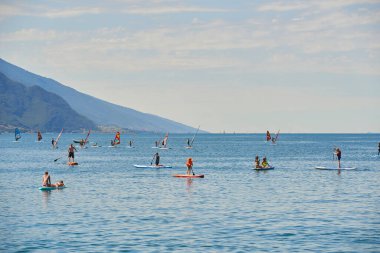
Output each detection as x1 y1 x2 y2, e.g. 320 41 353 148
123 6 231 15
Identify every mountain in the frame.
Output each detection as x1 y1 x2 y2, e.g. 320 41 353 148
0 72 96 132
0 58 201 133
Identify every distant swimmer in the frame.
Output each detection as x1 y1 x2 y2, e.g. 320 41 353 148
68 144 78 163
254 156 262 169
152 152 160 166
42 171 51 187
261 157 269 168
335 148 342 169
186 158 193 175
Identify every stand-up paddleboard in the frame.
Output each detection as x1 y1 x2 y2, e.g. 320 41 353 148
173 174 204 178
134 164 172 168
39 186 66 191
159 147 171 150
253 167 275 170
68 162 78 166
185 146 193 149
315 166 356 170
151 146 159 149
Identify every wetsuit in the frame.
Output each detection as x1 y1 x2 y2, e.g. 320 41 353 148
155 154 160 166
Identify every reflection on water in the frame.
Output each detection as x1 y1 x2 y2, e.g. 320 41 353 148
186 178 193 192
41 190 51 208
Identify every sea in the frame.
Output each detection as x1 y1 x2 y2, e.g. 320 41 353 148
0 133 379 252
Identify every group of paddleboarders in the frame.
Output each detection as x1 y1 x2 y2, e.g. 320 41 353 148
254 156 271 169
42 171 64 188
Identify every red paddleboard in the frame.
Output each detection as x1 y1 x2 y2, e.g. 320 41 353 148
68 162 78 166
173 174 204 178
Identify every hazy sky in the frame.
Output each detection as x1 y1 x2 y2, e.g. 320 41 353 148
1 0 379 133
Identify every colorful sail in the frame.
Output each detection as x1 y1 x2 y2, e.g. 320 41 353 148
53 128 64 149
266 131 271 141
15 128 21 141
37 131 42 141
112 131 121 146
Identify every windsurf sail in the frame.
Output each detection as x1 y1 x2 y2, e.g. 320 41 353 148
53 128 64 148
272 130 280 143
189 126 200 147
161 133 169 148
266 130 271 141
15 128 21 141
111 131 121 146
83 129 91 146
37 131 42 141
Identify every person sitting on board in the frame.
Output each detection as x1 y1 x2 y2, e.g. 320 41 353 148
152 152 160 166
261 157 269 168
186 158 193 175
254 156 262 168
335 148 342 169
42 171 51 187
68 144 77 163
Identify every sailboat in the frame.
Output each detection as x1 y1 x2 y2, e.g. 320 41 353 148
15 128 21 141
52 128 64 149
111 131 121 147
37 131 42 142
186 126 200 149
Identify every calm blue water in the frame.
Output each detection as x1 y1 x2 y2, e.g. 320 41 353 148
0 133 379 252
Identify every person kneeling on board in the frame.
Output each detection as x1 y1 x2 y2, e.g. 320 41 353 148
254 156 262 168
261 157 270 168
68 144 77 163
186 158 194 175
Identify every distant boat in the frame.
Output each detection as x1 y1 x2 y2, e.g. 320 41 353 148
37 131 42 141
15 128 21 141
186 125 200 149
111 131 121 146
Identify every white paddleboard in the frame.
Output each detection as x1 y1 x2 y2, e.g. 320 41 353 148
134 164 172 168
315 166 356 170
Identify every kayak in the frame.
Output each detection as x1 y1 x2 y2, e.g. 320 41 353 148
173 174 204 178
39 186 66 191
315 166 356 170
134 164 172 168
253 167 274 170
68 162 78 166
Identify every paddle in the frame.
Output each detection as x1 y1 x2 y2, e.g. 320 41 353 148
54 156 64 162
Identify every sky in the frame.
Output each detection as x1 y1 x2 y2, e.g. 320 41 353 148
0 0 379 133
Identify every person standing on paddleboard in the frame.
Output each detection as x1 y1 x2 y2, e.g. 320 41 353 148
42 171 51 187
152 152 160 166
186 158 193 175
335 148 342 168
68 144 77 163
